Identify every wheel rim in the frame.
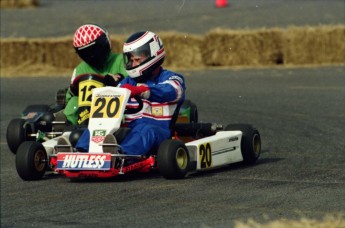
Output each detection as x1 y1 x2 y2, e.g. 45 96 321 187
34 150 46 172
252 134 261 157
176 148 188 170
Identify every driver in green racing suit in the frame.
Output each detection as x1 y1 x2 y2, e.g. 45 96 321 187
62 24 127 126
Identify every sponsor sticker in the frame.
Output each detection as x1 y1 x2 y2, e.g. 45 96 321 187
151 106 163 116
92 130 106 143
169 75 184 84
23 112 38 119
57 153 111 170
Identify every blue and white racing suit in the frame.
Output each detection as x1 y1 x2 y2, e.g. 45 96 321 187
75 68 186 155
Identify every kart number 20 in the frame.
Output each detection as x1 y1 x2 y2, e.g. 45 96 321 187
199 143 212 168
91 97 121 118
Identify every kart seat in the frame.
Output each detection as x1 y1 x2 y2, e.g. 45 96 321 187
169 100 183 137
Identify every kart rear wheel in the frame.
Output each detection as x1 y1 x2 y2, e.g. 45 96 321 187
6 118 33 154
157 140 190 179
225 124 261 165
16 141 47 181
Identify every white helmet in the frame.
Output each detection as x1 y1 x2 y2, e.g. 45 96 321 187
123 31 165 82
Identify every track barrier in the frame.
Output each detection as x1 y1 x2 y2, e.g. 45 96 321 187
1 25 344 76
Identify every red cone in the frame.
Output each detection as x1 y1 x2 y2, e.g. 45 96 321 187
215 0 228 8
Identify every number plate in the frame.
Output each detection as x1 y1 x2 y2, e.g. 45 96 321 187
78 80 104 107
90 94 125 119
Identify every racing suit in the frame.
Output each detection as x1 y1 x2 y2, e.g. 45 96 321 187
63 52 127 125
75 67 186 156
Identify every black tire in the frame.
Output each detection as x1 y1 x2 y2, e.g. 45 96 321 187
180 99 198 123
16 141 47 181
6 118 32 154
225 124 261 165
157 140 190 179
23 104 50 114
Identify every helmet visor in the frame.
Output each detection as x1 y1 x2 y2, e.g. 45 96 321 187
123 42 152 70
76 34 110 69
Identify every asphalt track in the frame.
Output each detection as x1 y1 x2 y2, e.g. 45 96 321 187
1 67 345 227
1 0 344 38
1 0 345 227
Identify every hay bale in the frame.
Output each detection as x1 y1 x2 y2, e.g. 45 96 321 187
110 36 125 53
42 37 79 68
0 38 34 67
1 25 344 77
0 0 39 8
0 37 126 71
283 25 345 65
158 32 204 69
0 37 77 69
202 28 284 67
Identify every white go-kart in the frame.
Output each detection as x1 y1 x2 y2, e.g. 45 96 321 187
15 86 261 181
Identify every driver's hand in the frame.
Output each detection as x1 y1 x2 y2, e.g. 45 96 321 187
121 84 150 99
104 74 124 87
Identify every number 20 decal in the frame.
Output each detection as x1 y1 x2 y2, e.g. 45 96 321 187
91 96 121 118
199 143 212 168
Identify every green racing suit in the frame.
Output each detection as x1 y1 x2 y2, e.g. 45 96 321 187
63 52 127 125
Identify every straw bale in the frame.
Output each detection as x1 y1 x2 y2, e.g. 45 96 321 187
202 28 284 67
1 25 344 77
0 37 77 69
158 32 204 69
0 38 34 67
0 0 39 8
110 37 125 53
283 25 345 65
235 214 345 228
0 37 125 71
42 37 78 68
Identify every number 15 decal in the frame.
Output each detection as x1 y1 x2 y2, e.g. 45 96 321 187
199 143 212 168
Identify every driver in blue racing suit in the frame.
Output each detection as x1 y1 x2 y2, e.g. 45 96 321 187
75 31 186 156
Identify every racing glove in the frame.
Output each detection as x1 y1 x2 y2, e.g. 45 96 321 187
121 84 150 99
103 74 124 87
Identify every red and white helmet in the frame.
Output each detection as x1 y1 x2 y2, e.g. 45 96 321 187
73 24 111 69
123 31 165 81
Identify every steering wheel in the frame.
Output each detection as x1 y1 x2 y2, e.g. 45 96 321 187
124 95 143 114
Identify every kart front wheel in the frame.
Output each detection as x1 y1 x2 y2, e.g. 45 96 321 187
6 118 32 154
157 140 190 179
225 124 261 165
16 141 47 181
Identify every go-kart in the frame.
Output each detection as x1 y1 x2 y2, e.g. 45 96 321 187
15 86 261 181
6 74 198 154
6 88 67 154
